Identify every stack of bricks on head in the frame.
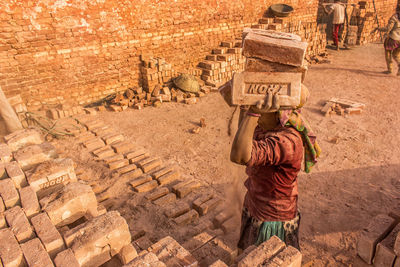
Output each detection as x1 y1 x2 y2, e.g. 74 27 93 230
0 127 303 266
357 212 400 266
219 28 308 109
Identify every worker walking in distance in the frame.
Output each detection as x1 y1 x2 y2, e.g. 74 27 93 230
322 0 346 50
383 5 400 75
230 85 321 252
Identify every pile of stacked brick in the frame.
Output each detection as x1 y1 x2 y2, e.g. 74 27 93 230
0 128 135 267
198 38 246 88
357 212 400 266
353 1 384 45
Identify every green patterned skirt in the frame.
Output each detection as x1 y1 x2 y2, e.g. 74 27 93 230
237 208 301 250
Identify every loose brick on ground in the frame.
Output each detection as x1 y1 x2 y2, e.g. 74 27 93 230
76 132 96 143
19 186 40 218
193 193 213 211
150 166 175 179
5 129 43 152
192 236 237 266
174 209 199 225
136 157 156 167
83 138 105 151
153 193 176 206
96 190 110 202
134 180 158 193
4 206 35 243
108 159 129 170
21 238 54 267
120 168 143 181
42 182 97 227
221 216 237 234
0 179 20 208
26 158 77 197
0 228 26 267
129 154 150 165
129 175 152 188
238 236 285 267
93 147 115 159
235 245 257 264
196 197 222 216
92 127 114 138
139 158 162 173
123 252 166 267
103 154 125 164
84 120 104 131
70 211 131 267
14 142 57 171
183 231 215 252
131 229 146 241
125 149 149 160
357 214 398 264
175 180 202 198
213 212 233 228
149 236 198 267
145 187 169 201
116 164 137 175
31 213 65 258
192 219 213 235
54 249 80 267
0 144 12 163
102 133 124 145
92 145 112 155
267 246 302 267
5 161 27 189
172 180 192 193
133 235 153 251
118 244 138 265
373 223 400 267
63 222 87 247
164 200 190 218
111 141 136 154
157 170 180 185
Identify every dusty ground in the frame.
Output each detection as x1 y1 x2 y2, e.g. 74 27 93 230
11 43 400 266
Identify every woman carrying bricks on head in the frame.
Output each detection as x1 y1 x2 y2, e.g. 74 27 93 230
383 5 400 75
230 85 321 251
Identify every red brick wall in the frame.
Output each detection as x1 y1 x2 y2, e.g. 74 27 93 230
0 0 397 110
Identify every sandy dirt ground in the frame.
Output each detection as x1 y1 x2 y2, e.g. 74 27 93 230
27 43 400 266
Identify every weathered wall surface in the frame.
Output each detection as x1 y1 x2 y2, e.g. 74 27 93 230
0 0 397 110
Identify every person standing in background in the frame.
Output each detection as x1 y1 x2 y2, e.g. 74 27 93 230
383 5 400 75
322 0 346 50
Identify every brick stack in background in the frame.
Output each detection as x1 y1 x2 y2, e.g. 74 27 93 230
198 38 246 87
140 56 176 93
0 0 397 111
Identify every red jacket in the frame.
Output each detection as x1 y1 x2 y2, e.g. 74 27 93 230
244 126 304 221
